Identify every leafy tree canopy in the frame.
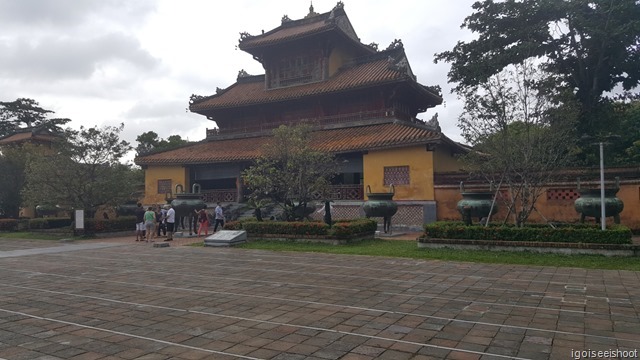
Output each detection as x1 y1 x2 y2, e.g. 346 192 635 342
23 124 141 213
242 124 338 221
458 61 577 226
0 98 70 137
0 146 32 218
135 131 190 156
435 0 640 131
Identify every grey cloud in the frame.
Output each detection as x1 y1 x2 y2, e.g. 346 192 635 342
0 0 155 29
124 100 191 120
0 33 160 81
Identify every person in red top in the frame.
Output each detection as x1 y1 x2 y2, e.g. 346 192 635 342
196 204 209 237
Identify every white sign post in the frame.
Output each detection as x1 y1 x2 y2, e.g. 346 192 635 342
75 210 85 236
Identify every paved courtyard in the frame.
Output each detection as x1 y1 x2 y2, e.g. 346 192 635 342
0 238 639 360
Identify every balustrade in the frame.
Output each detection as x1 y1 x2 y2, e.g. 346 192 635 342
201 189 237 203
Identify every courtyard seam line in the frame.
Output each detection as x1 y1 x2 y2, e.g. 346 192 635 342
50 251 624 304
1 269 637 345
0 307 265 360
0 283 534 360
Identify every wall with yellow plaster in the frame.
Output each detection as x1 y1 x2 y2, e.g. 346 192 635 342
143 166 188 205
433 145 464 173
363 146 434 200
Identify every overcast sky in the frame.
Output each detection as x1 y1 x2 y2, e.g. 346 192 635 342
0 0 477 163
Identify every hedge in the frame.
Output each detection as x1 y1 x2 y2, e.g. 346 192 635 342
224 218 377 239
0 219 18 232
84 216 137 233
423 221 632 245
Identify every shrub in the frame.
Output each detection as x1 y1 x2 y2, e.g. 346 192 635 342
45 217 73 229
225 218 377 239
0 219 18 231
84 216 136 233
223 221 243 230
28 218 49 229
242 221 329 236
423 221 632 244
328 219 378 238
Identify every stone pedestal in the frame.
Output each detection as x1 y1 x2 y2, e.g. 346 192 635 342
204 230 247 247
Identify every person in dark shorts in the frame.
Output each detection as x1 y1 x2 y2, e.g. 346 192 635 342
134 203 145 241
165 204 175 241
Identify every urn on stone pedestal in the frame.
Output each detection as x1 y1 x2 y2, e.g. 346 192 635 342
362 185 398 233
574 177 624 224
456 182 498 225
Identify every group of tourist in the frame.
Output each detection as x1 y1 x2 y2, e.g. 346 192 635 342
134 202 224 242
134 203 176 242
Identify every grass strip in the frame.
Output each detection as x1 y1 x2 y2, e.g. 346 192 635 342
237 238 640 271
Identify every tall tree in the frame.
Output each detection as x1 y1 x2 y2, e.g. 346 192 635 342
23 124 140 214
0 98 70 137
459 61 578 226
434 0 640 133
135 131 189 156
242 124 338 221
0 146 32 218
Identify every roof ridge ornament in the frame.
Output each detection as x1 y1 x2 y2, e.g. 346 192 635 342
386 39 404 50
189 94 205 105
305 1 319 18
281 14 292 24
239 31 253 41
425 113 441 133
237 69 252 79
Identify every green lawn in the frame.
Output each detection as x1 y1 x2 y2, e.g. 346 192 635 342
237 238 640 271
3 232 638 271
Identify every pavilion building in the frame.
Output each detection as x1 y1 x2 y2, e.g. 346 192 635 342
135 2 468 228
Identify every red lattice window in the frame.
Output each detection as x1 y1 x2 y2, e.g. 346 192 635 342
546 189 579 201
384 166 410 186
157 179 172 195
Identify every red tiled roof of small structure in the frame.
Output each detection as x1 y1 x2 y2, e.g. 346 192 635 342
190 49 440 112
0 130 58 145
135 122 442 165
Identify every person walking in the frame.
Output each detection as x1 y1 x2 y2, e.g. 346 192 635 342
134 203 145 241
213 202 225 232
143 206 156 242
165 204 175 241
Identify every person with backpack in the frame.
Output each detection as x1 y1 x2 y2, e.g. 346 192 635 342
196 204 209 237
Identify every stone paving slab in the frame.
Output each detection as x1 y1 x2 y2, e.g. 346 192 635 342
0 238 638 359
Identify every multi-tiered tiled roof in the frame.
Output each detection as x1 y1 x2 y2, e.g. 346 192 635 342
190 47 441 113
135 121 456 165
136 3 460 166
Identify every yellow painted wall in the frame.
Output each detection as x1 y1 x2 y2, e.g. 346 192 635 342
363 146 434 200
143 166 188 205
433 145 464 173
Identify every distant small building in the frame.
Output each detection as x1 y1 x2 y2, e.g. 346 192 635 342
0 126 62 218
0 126 60 148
